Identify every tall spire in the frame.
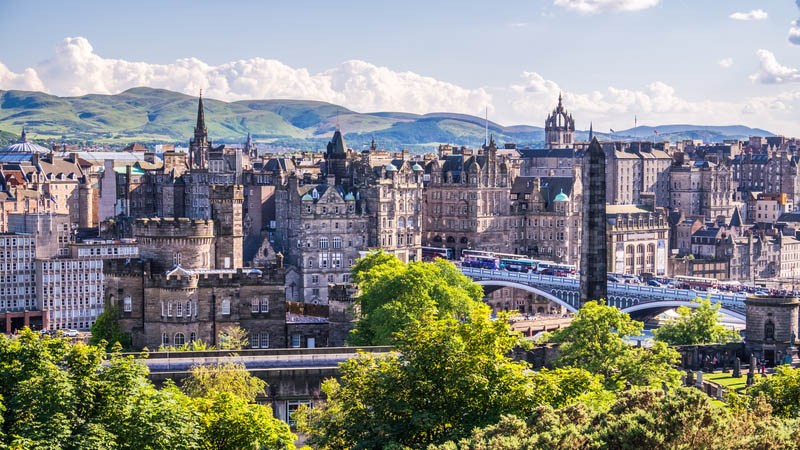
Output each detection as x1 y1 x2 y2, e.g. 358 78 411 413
20 127 26 143
589 122 593 141
558 92 563 109
195 89 206 135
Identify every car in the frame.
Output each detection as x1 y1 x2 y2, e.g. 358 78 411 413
647 280 662 287
607 275 620 283
63 329 79 337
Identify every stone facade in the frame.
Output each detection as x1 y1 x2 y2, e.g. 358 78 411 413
580 138 607 305
745 295 800 365
669 160 737 221
606 204 669 276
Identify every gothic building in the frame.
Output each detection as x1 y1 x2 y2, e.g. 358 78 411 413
544 94 575 149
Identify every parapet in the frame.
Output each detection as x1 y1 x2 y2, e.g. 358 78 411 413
133 217 215 238
209 184 244 200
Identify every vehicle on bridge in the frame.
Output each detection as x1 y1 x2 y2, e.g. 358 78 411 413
536 262 576 277
674 275 718 291
422 246 454 261
462 255 499 270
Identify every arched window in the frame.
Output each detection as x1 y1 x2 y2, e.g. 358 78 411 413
460 237 469 244
765 320 775 341
433 235 442 243
319 237 328 249
161 333 169 346
407 217 414 229
398 217 405 228
174 333 185 346
221 300 231 315
446 236 455 244
190 332 196 342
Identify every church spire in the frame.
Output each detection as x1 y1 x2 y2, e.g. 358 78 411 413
589 122 593 141
558 92 563 110
195 89 206 136
20 127 26 143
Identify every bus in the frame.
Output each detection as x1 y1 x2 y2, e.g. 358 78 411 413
674 275 718 290
422 246 453 261
461 255 499 270
536 262 577 277
499 258 539 273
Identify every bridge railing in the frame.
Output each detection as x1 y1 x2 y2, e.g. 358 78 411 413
459 266 746 309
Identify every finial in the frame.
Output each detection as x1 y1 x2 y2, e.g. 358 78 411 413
558 92 563 108
20 127 26 142
199 88 202 97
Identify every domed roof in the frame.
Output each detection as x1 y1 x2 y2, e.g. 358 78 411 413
301 193 313 201
412 163 423 171
385 164 397 172
1 129 50 154
554 189 570 202
344 192 355 201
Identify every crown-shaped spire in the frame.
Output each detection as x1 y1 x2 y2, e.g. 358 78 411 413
195 89 206 135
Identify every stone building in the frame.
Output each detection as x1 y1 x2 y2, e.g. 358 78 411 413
745 295 800 365
603 142 672 208
732 151 800 207
606 203 669 276
669 160 737 221
422 138 515 257
544 94 575 149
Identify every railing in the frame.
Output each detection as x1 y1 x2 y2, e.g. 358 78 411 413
459 266 746 308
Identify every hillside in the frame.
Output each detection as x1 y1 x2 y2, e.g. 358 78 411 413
0 87 774 151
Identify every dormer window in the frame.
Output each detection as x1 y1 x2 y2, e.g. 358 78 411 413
312 189 319 200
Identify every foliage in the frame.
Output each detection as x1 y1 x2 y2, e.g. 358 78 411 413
432 388 800 450
745 365 800 418
0 328 296 449
547 301 681 390
157 339 211 352
89 305 132 351
182 362 267 402
194 393 297 450
299 305 608 449
652 298 740 345
348 251 484 345
217 326 248 350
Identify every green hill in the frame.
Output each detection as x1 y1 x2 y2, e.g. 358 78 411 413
0 87 774 151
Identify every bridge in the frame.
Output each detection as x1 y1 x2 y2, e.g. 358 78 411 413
460 266 747 321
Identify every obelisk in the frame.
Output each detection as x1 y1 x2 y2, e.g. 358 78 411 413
580 137 607 306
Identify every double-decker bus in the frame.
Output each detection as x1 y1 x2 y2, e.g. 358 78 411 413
460 250 541 273
461 255 499 270
421 246 453 261
673 275 718 290
536 262 577 277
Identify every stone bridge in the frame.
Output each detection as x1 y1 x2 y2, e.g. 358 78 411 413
460 266 746 321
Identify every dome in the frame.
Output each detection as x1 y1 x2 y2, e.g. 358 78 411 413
412 163 423 171
1 129 50 154
385 164 397 172
344 192 355 201
301 193 313 201
553 189 570 202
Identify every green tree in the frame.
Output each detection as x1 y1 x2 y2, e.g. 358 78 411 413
348 251 483 345
217 326 248 350
299 305 607 449
652 298 740 346
745 365 800 418
182 362 267 402
547 301 680 390
194 393 296 450
89 305 132 351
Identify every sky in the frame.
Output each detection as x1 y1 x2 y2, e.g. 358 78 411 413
1 0 800 135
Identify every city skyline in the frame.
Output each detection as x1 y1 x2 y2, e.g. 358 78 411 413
1 1 800 135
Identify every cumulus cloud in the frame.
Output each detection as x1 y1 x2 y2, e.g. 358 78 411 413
718 58 734 69
750 49 800 84
553 0 659 14
790 19 800 45
4 36 800 136
4 37 492 117
729 9 768 20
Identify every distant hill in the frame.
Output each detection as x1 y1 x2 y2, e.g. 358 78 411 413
0 87 774 151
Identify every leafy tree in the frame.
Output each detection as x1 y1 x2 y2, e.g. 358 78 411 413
217 326 248 350
89 305 132 351
348 251 483 345
194 393 296 450
652 298 740 345
745 365 800 418
182 362 267 402
547 301 680 390
299 305 607 449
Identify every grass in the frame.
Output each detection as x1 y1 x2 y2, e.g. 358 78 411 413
705 371 750 395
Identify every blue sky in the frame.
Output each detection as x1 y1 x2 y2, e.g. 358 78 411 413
1 0 800 134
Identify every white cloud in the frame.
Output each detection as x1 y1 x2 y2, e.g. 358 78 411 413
718 58 734 69
729 9 768 21
553 0 659 14
10 37 492 117
790 19 800 45
750 49 800 84
4 36 800 136
507 22 529 28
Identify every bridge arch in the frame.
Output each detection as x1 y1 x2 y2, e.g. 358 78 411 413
474 280 578 313
621 300 745 321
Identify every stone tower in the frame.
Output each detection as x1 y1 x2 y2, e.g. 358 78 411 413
745 294 800 365
545 94 575 149
189 91 212 170
325 129 349 185
580 137 607 306
210 185 244 269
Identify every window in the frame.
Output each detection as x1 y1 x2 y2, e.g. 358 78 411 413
291 335 301 348
251 333 260 348
186 301 191 317
260 333 269 348
161 333 169 346
167 302 173 317
261 298 269 313
173 252 181 266
251 298 260 313
190 332 196 342
332 237 342 249
287 401 311 427
176 302 183 317
312 275 319 284
221 300 230 315
123 296 132 312
319 237 328 249
174 333 185 346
